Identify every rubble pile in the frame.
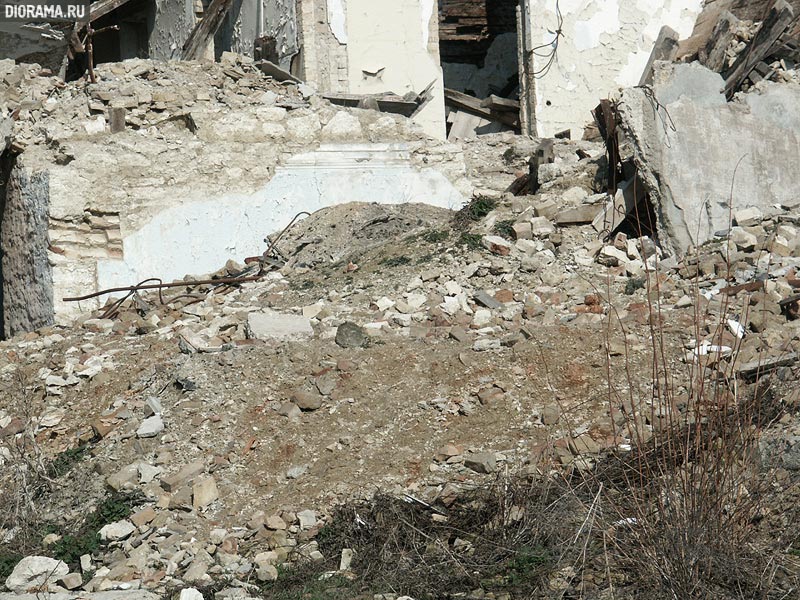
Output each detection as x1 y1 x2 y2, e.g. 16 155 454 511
2 5 800 598
2 122 800 596
2 54 306 152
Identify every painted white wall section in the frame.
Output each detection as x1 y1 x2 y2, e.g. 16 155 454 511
529 0 703 137
345 0 446 139
93 144 465 295
327 0 348 44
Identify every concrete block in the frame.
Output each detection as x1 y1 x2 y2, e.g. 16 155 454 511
247 312 314 341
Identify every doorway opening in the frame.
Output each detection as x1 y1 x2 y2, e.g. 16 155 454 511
437 0 522 140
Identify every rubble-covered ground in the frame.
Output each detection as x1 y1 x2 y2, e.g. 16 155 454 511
3 63 800 600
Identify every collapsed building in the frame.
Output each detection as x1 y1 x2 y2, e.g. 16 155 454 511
1 0 800 339
2 0 707 138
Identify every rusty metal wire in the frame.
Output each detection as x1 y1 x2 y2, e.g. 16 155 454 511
63 211 311 310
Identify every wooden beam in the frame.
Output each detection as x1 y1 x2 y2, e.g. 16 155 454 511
480 95 520 112
89 0 133 22
181 0 235 61
700 11 739 72
443 88 519 129
724 0 795 98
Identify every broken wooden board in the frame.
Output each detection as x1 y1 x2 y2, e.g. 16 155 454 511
480 95 520 112
591 177 646 235
89 0 133 21
181 0 235 61
256 60 302 83
724 0 795 98
444 88 519 130
699 11 739 72
447 109 506 141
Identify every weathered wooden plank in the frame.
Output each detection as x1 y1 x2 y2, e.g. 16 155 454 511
89 0 133 22
256 60 302 83
724 0 795 98
700 11 739 72
181 0 235 61
480 94 520 112
737 352 798 379
444 88 519 129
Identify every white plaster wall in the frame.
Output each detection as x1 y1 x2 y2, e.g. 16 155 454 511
47 141 468 320
92 144 464 293
344 0 446 139
529 0 703 137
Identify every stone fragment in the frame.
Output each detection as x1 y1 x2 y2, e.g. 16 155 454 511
541 405 560 425
530 216 555 236
4 556 68 593
730 227 758 251
130 506 157 527
161 461 205 492
481 235 511 256
335 322 368 348
286 464 308 479
339 548 354 571
555 204 601 225
735 207 763 227
477 386 503 406
473 290 502 309
266 515 287 530
511 222 532 240
291 389 323 411
297 509 317 529
180 589 205 600
136 415 164 438
472 309 493 327
80 555 92 573
277 402 302 418
59 572 83 590
144 396 162 417
256 565 279 582
99 520 136 541
247 312 313 341
473 339 501 351
464 453 496 474
597 245 629 267
107 463 139 491
192 476 219 510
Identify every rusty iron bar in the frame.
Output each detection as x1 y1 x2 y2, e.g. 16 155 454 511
84 24 119 84
64 210 312 304
63 274 262 303
245 211 310 264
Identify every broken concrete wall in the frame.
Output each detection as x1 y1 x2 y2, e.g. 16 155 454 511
4 60 469 331
344 0 446 139
529 0 703 138
296 0 350 93
618 61 800 256
298 0 446 139
0 23 68 73
1 159 54 338
148 0 196 60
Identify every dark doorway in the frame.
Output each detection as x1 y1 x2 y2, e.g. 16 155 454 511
438 0 521 139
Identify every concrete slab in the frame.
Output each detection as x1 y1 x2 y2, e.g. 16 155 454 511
618 62 800 255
